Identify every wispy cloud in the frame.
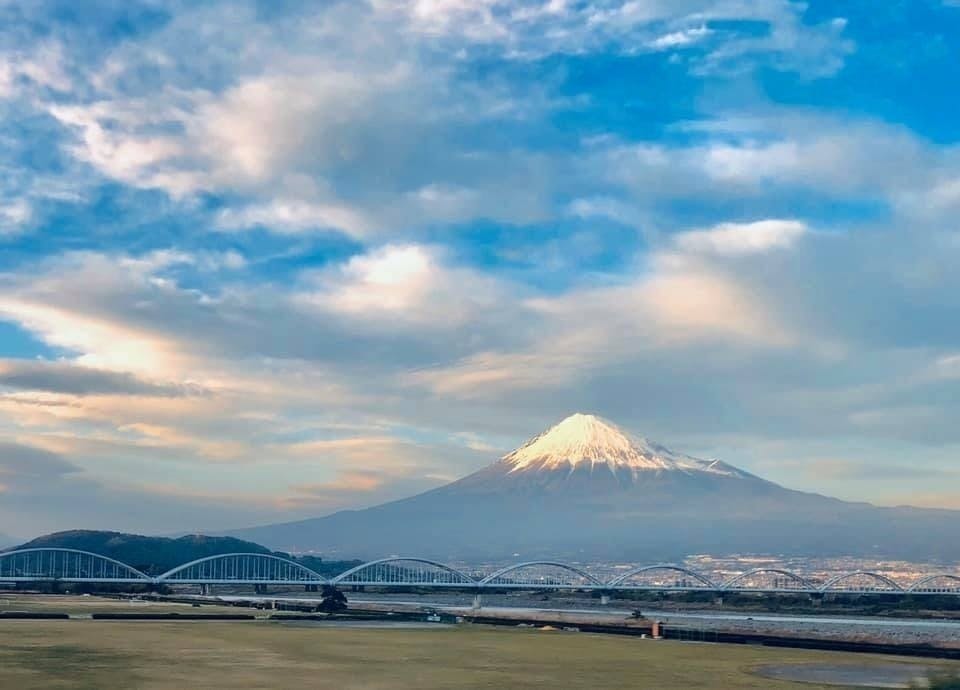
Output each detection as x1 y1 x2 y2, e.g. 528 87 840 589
0 359 202 397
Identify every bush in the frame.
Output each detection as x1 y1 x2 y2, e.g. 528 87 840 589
317 585 348 613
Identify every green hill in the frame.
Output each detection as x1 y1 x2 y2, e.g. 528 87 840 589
11 530 360 577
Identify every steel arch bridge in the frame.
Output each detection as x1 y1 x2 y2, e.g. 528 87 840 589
3 548 960 596
819 570 904 593
908 574 960 593
331 558 477 587
0 548 151 583
608 564 715 590
480 561 603 589
720 568 817 592
157 553 326 585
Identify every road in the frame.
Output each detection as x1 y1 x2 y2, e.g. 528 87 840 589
349 599 960 630
214 593 960 646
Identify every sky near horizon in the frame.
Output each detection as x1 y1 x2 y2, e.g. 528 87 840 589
1 0 960 539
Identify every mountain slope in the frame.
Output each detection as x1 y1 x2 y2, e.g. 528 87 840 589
9 530 363 577
229 414 960 561
11 530 271 575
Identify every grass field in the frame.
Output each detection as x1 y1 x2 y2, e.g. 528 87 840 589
0 593 248 616
0 616 954 689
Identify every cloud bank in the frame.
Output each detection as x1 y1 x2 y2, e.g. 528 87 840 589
1 0 959 536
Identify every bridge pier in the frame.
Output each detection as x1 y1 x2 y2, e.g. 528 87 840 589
305 584 318 592
600 594 610 606
199 584 211 596
472 593 482 610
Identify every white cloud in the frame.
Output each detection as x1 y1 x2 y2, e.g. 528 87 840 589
701 141 803 182
0 252 226 378
10 0 854 247
324 244 439 315
301 244 507 328
2 206 960 530
0 42 71 98
567 196 644 225
0 198 32 235
46 49 554 237
191 69 417 185
639 257 796 345
216 199 374 237
0 298 186 377
675 219 808 256
408 349 580 397
410 241 799 399
648 25 711 50
49 100 194 196
593 115 957 218
381 0 851 74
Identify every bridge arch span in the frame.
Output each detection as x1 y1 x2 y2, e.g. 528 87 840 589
157 553 325 584
480 561 602 588
820 571 904 592
332 558 477 586
608 564 716 588
907 574 960 593
0 548 150 582
720 568 814 591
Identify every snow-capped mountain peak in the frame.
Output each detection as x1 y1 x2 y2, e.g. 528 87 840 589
500 413 744 478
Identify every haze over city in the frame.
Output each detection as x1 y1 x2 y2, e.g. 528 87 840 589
2 0 960 545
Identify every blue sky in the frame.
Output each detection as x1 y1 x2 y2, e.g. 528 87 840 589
2 0 960 538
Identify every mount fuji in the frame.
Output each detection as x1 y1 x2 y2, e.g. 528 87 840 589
229 414 960 561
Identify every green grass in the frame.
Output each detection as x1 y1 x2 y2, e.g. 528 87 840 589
0 618 954 689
